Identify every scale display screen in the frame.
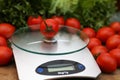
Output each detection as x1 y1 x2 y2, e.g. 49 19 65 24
47 64 75 72
36 60 85 75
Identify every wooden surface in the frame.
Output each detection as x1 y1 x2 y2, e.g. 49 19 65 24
0 61 120 80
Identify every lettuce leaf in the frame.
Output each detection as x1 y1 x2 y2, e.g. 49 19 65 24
49 0 79 14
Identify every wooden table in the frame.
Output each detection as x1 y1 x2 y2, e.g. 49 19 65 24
0 61 120 80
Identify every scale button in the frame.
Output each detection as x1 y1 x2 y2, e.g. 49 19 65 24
78 64 85 70
36 67 44 73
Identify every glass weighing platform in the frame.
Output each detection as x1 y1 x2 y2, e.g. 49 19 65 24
10 26 101 80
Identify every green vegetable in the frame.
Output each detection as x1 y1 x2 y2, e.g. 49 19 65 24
0 0 32 29
49 0 79 14
0 0 117 30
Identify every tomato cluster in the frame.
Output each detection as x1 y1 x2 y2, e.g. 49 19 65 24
27 15 81 40
0 23 15 66
82 21 120 73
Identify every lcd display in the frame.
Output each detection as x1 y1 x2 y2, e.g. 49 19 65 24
47 64 75 72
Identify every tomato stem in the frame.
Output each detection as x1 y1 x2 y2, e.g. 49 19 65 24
43 20 54 32
94 52 101 60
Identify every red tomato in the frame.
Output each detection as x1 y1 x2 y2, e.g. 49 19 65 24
0 36 8 46
110 21 120 33
52 16 65 26
0 46 13 65
27 15 43 30
82 27 96 38
106 35 120 50
96 27 115 43
40 19 59 39
109 48 120 67
118 31 120 35
117 44 120 49
65 18 81 29
0 23 15 39
87 37 102 50
96 53 117 73
91 45 108 57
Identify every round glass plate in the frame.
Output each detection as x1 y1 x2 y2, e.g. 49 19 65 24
10 26 89 55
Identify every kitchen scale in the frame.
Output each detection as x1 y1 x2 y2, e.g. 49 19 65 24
10 26 101 80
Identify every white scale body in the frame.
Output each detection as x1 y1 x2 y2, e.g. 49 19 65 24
11 26 101 80
12 45 101 80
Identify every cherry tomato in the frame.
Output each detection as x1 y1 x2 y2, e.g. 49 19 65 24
82 27 96 38
106 35 120 50
91 45 108 57
109 48 120 68
40 19 59 39
0 23 15 39
96 27 115 43
0 36 8 46
52 16 65 26
96 53 117 73
0 46 13 65
87 37 102 50
110 21 120 33
65 18 81 29
27 15 43 30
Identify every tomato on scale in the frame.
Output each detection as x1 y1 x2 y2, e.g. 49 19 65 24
40 19 59 43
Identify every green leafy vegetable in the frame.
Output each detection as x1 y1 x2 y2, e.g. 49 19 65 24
49 0 79 14
0 0 117 30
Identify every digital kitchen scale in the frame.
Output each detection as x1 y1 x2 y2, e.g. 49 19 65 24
10 26 101 80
